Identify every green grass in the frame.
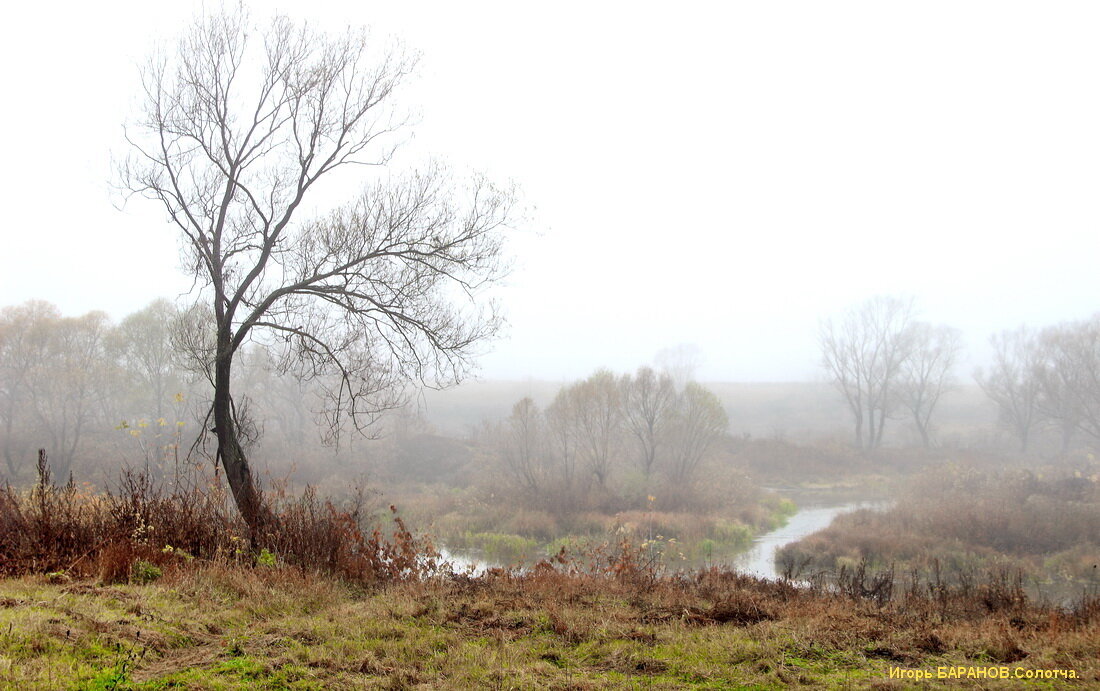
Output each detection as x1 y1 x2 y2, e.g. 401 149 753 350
0 563 1097 689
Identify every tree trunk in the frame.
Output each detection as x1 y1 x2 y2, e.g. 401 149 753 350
213 345 265 532
865 409 876 452
1060 423 1073 457
918 424 931 449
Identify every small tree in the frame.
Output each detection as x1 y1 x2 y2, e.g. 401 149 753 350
544 386 580 497
620 366 676 477
121 8 516 527
1032 318 1100 450
895 323 963 448
27 312 113 482
975 327 1043 453
572 369 624 489
1034 323 1087 455
655 343 704 391
500 397 545 497
0 301 61 480
666 382 728 485
820 296 916 450
109 299 182 420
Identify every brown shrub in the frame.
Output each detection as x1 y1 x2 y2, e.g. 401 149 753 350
0 458 434 586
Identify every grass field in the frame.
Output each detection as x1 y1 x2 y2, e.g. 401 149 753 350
1 559 1097 690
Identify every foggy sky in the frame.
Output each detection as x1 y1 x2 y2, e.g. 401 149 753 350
2 1 1098 382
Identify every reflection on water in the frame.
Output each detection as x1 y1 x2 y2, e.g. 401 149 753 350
437 547 489 575
730 500 889 579
438 496 890 579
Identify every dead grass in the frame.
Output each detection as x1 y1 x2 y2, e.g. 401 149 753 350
1 561 1098 689
3 460 1099 688
777 467 1100 592
0 459 435 586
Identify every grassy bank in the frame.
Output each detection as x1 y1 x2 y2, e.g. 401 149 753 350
2 561 1098 689
4 464 1097 688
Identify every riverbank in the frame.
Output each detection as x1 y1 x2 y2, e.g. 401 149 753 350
441 491 892 580
397 483 800 568
776 468 1100 604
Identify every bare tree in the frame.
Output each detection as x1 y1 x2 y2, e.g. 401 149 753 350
27 313 114 482
820 296 916 450
666 382 728 485
895 323 963 448
109 299 182 420
1033 323 1088 455
655 343 704 391
544 386 580 495
571 370 623 489
975 327 1043 453
120 8 516 527
500 398 545 497
1029 317 1100 451
0 301 60 479
620 366 676 477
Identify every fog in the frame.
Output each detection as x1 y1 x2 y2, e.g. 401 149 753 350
4 7 1100 683
3 2 1100 382
3 15 1100 683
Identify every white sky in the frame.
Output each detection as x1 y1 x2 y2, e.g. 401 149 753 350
1 1 1098 382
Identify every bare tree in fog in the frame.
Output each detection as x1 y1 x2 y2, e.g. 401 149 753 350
667 382 728 484
1034 324 1086 455
895 323 963 448
571 370 624 489
0 302 59 479
120 8 516 527
975 327 1043 452
820 296 915 451
109 299 181 419
655 343 704 391
544 387 579 495
501 398 545 496
27 313 113 482
621 367 677 477
1030 318 1100 450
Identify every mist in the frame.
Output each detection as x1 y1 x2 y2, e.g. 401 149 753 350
4 2 1100 383
1 3 1099 686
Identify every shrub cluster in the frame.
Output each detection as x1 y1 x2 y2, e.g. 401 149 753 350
0 451 435 584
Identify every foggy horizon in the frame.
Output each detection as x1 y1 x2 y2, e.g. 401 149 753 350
3 1 1099 383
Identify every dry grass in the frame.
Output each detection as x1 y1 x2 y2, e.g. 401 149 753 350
4 459 1099 687
777 467 1100 591
1 558 1098 689
0 457 434 585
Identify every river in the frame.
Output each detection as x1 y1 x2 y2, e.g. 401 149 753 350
728 496 888 579
438 492 889 579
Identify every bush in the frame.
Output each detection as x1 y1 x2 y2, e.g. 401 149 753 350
132 560 162 583
0 460 438 585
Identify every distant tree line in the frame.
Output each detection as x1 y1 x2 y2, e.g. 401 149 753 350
821 295 1100 456
820 296 962 451
976 319 1100 454
484 367 729 512
9 292 1100 490
0 299 350 486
